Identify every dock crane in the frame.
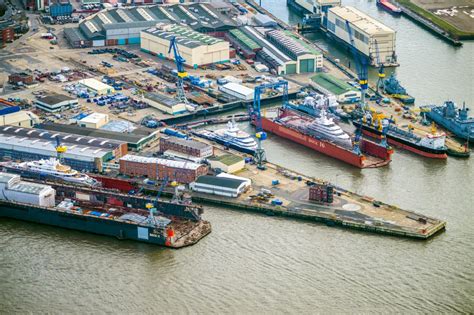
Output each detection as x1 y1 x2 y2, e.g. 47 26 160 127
345 20 369 112
168 36 190 105
55 136 67 163
251 80 289 170
374 39 385 94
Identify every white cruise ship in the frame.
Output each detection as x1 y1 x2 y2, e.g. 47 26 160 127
305 109 353 148
2 158 98 186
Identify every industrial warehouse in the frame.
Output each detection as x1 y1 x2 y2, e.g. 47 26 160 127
141 24 230 67
64 3 237 48
0 125 128 172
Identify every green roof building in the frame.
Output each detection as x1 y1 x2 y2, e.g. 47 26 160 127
311 73 361 102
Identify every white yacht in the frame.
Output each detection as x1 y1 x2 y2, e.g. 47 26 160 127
305 109 353 148
2 158 99 186
194 118 257 154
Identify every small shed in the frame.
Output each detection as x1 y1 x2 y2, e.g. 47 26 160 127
208 154 245 174
144 93 186 115
190 175 249 197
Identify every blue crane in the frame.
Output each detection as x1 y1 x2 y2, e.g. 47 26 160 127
374 39 385 94
250 80 289 170
345 20 369 111
168 36 189 105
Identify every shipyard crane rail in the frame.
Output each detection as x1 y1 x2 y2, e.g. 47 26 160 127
168 36 190 105
250 80 289 170
345 20 369 111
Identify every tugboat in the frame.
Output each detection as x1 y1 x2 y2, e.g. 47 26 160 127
383 74 415 104
422 101 474 143
353 111 448 159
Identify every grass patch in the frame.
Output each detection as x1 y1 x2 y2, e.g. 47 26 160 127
397 0 474 39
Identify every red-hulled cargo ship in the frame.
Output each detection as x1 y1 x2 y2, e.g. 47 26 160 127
353 120 448 159
376 0 402 15
260 108 393 168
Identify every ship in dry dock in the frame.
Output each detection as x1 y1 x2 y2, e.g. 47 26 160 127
0 172 210 248
259 107 393 168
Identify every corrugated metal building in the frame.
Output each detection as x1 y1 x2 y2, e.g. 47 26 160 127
241 26 296 75
326 6 397 66
35 93 79 113
119 154 209 184
266 30 324 72
0 125 128 171
78 78 115 95
65 3 237 48
144 92 186 115
140 23 230 67
311 73 360 102
38 123 156 151
190 175 249 197
225 28 261 59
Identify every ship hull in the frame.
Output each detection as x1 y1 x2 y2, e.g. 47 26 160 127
0 201 170 246
353 121 448 159
192 131 256 155
426 111 474 143
376 0 402 16
261 112 392 168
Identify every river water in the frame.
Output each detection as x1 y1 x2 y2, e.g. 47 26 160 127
1 2 473 313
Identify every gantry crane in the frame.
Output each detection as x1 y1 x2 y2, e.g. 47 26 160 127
345 20 369 112
168 36 189 105
250 80 289 170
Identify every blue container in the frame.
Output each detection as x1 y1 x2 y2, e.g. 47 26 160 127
118 38 126 45
128 37 140 45
271 199 283 206
272 180 279 185
50 3 73 17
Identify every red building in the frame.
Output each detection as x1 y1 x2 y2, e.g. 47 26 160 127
119 155 209 184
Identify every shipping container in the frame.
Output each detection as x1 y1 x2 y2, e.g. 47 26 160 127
49 3 73 17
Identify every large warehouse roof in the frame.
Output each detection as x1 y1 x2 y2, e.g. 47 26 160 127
311 73 357 96
143 24 224 49
0 125 125 151
0 134 109 160
120 154 202 170
329 6 394 34
242 26 292 65
75 3 237 41
266 30 311 57
37 123 156 146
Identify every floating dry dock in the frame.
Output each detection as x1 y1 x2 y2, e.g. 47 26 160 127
192 162 445 239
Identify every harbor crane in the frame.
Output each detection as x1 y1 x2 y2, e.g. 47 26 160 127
168 36 190 105
251 80 289 170
374 39 385 94
55 136 67 163
345 20 369 112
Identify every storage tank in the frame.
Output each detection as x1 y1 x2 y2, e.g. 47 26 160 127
326 6 397 66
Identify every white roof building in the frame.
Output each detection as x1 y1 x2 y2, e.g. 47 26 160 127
119 154 202 170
